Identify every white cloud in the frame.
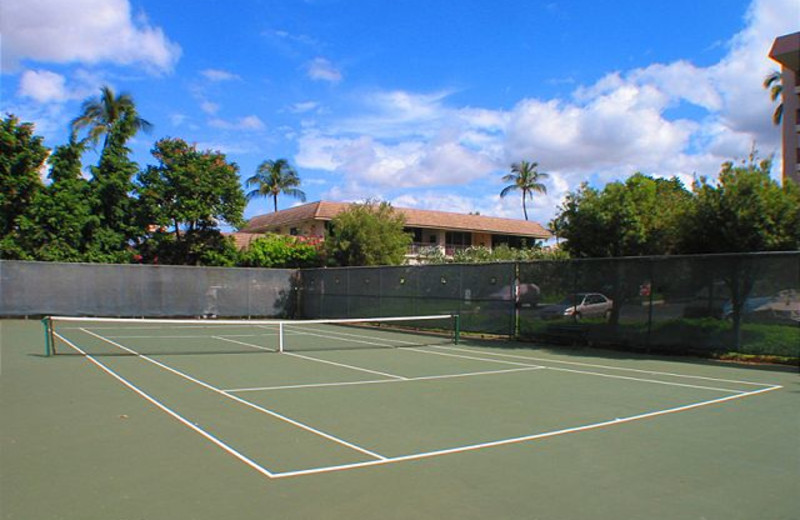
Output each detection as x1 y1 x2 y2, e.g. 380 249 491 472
200 101 220 115
290 101 320 113
18 69 68 103
307 57 342 83
0 0 181 72
209 115 265 131
294 0 792 222
201 69 241 82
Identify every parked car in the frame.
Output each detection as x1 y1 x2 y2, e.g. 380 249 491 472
722 289 800 323
540 293 613 321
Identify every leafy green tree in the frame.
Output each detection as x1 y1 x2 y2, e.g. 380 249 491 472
245 158 306 212
680 156 800 253
81 124 140 262
66 86 150 262
238 234 322 268
16 140 94 261
500 160 549 221
70 85 152 151
136 138 246 265
552 173 692 257
325 201 412 266
763 70 783 126
680 155 800 350
0 115 49 256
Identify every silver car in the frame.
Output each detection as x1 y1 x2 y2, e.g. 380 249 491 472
540 292 613 320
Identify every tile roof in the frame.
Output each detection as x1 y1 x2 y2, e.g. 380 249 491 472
225 232 261 250
242 201 551 238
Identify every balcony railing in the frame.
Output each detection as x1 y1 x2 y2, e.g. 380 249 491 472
407 243 472 257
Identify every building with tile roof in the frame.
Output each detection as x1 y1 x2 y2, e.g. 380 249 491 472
235 200 551 261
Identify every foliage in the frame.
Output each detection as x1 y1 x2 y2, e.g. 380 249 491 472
15 141 94 261
325 200 411 266
552 173 692 257
245 158 306 212
0 115 48 247
81 124 140 262
680 156 800 253
419 244 568 264
500 160 549 221
138 229 240 266
136 138 246 265
763 70 783 126
238 234 322 268
70 85 152 150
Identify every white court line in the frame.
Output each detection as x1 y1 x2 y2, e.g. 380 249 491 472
78 328 387 461
212 335 276 352
281 327 398 349
283 351 408 380
420 345 760 394
434 345 781 388
53 331 276 479
226 366 544 393
224 334 408 380
59 328 786 481
405 347 546 368
269 384 782 479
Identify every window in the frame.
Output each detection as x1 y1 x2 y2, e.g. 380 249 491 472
492 234 530 249
445 231 471 246
405 228 424 243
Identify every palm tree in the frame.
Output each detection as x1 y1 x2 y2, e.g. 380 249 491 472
763 70 783 126
246 158 307 212
500 160 549 221
70 85 153 150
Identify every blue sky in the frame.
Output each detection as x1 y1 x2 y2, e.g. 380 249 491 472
1 0 797 228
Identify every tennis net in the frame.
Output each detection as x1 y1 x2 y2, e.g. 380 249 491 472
43 314 459 356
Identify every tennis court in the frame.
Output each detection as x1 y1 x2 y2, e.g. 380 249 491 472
2 317 798 519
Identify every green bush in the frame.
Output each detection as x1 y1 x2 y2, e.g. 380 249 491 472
238 234 322 268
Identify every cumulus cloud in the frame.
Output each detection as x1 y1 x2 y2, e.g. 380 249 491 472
295 0 794 224
307 57 342 83
0 0 181 72
18 69 68 103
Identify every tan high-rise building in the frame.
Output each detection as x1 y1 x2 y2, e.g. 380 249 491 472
769 32 800 186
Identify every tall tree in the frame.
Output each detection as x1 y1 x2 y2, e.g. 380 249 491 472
245 158 306 212
679 154 800 349
136 138 245 265
17 140 94 261
70 85 152 150
500 160 549 220
0 115 48 243
80 121 141 262
763 70 783 126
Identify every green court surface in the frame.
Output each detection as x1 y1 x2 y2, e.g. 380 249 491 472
2 319 798 520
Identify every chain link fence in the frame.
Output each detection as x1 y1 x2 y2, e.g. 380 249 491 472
300 252 798 359
300 263 517 336
2 252 797 359
0 260 297 318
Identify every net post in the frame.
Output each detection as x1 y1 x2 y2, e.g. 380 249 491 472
278 322 285 353
42 316 54 357
453 314 460 345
